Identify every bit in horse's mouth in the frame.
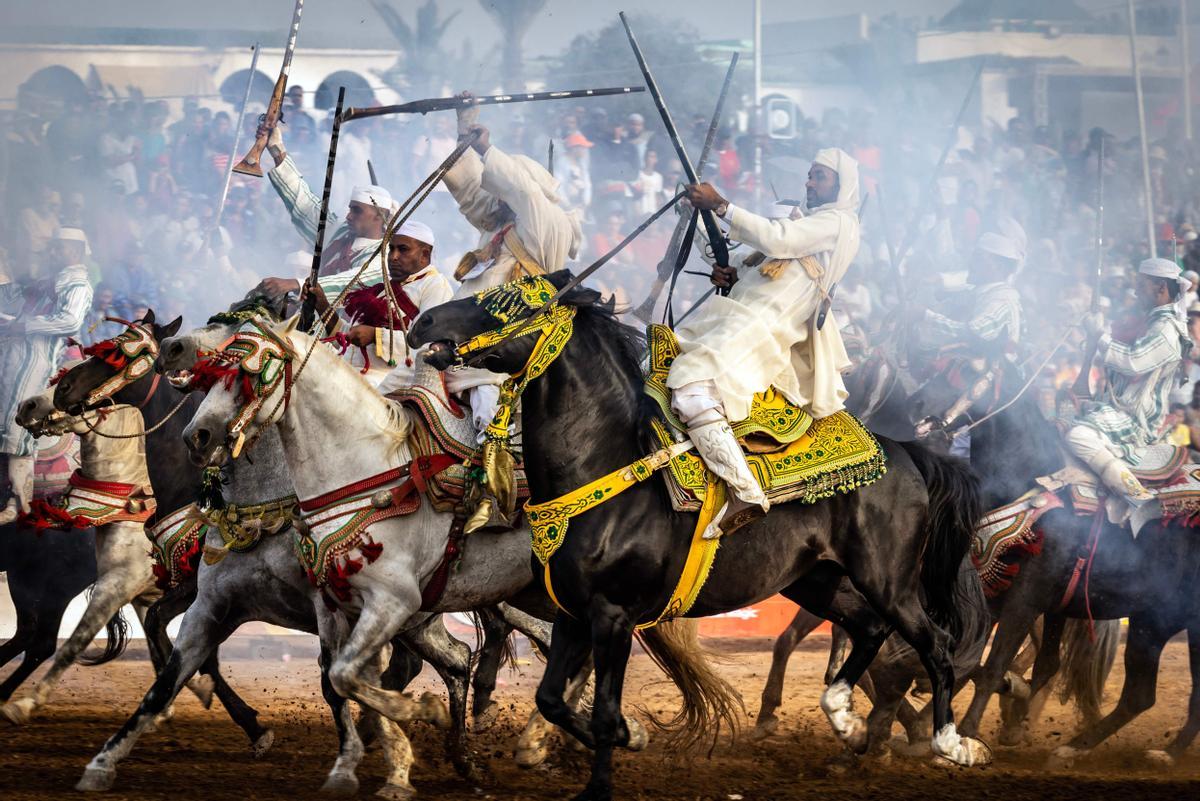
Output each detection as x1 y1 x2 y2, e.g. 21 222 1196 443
423 341 456 369
166 369 193 389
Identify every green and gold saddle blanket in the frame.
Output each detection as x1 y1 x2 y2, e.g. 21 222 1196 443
644 324 887 512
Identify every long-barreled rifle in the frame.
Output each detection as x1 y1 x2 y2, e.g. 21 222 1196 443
632 51 739 324
233 0 304 177
340 86 645 123
1072 134 1106 399
299 87 346 333
619 13 731 296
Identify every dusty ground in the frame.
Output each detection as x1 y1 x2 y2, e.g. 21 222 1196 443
0 633 1197 800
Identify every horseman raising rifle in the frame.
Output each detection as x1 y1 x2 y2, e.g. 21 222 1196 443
679 149 861 539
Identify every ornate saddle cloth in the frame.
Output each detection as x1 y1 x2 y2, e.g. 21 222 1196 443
33 433 79 500
972 490 1063 597
644 325 887 512
388 362 528 513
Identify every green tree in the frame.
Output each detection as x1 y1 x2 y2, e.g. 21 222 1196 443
373 0 461 98
478 0 547 89
551 14 742 154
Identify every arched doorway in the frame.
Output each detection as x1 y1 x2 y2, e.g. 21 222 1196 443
218 68 276 108
18 66 89 115
314 71 376 111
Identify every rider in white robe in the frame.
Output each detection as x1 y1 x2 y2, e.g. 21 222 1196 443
442 94 583 436
671 148 861 537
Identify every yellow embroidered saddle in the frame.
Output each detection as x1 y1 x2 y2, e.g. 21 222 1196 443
644 324 887 512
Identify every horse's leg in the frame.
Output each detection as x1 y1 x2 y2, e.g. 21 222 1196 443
402 615 478 780
863 658 913 756
471 608 511 731
2 524 152 724
203 649 273 754
76 610 235 791
0 604 65 702
754 607 823 738
518 654 595 768
959 600 1041 739
999 614 1065 747
575 601 636 801
1159 624 1200 764
0 605 34 674
1049 615 1172 767
374 712 417 801
534 613 599 750
325 591 449 728
142 582 224 710
318 642 367 796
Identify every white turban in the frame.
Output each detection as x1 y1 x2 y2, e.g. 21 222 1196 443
811 148 860 214
995 216 1028 263
1140 257 1192 317
350 185 394 211
53 227 90 256
976 232 1022 263
395 220 435 248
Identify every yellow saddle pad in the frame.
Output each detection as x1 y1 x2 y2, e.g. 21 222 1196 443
644 324 887 511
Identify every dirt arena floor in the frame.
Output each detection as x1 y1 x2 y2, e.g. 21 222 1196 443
1 633 1197 800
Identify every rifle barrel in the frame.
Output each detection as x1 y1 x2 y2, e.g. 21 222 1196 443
341 86 645 122
300 86 346 332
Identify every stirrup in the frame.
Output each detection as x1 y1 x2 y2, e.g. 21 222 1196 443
702 496 768 540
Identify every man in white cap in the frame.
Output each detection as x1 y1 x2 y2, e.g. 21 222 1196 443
1067 257 1192 507
255 123 393 300
919 231 1024 353
445 92 584 438
0 227 94 523
303 220 451 391
675 148 862 538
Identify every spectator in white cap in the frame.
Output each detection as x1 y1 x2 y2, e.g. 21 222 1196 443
1068 256 1192 507
302 219 452 394
919 231 1024 354
0 226 94 524
254 121 394 306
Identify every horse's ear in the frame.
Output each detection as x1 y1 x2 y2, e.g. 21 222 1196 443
141 308 157 325
157 316 183 340
277 313 301 338
546 269 574 290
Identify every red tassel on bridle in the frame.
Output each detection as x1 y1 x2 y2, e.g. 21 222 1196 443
80 339 130 372
190 356 254 401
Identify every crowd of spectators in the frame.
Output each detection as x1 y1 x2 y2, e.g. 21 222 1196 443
6 78 1200 450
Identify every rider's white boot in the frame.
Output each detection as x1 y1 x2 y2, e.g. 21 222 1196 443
1089 453 1153 505
0 455 34 525
687 419 769 539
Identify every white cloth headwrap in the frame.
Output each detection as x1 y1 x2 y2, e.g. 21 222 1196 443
976 232 1022 263
350 185 394 210
810 148 860 214
53 227 91 256
396 220 435 247
1140 257 1192 318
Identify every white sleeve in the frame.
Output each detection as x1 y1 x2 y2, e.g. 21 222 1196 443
726 204 839 260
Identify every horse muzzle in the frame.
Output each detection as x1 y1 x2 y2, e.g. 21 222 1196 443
422 341 459 371
183 420 230 468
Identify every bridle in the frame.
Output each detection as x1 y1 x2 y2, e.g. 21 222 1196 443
189 319 295 459
67 318 162 410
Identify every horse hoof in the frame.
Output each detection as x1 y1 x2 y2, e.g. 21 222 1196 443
418 692 451 729
187 675 215 709
819 682 868 753
252 729 275 757
1046 745 1081 769
2 697 36 725
375 783 417 800
997 725 1029 748
75 767 116 792
888 735 931 758
1145 749 1175 767
751 716 779 741
515 741 551 768
472 701 500 733
320 772 360 795
624 718 649 751
931 726 992 767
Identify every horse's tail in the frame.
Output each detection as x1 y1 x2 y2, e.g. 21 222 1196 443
900 441 982 641
636 618 745 753
1057 618 1119 725
78 609 130 666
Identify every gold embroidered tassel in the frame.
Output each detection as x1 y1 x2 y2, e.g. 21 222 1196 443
759 259 788 279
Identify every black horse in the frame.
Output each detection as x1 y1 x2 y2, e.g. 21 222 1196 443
909 360 1200 764
0 523 131 700
411 271 989 800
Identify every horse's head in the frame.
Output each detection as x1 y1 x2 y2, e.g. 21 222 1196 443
158 290 288 382
16 381 77 438
907 355 1010 445
182 315 298 468
54 310 181 415
408 270 600 375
